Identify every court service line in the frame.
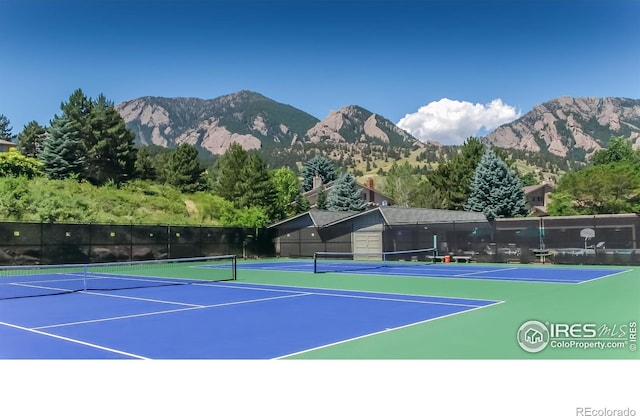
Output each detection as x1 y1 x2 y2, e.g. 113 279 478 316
215 280 492 307
456 267 519 277
345 270 583 284
272 300 505 360
219 281 504 303
576 269 633 285
79 290 204 307
32 293 312 330
0 321 149 360
308 291 488 308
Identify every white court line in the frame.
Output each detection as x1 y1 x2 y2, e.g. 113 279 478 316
7 282 206 307
215 281 503 303
32 293 311 330
308 291 487 308
79 290 204 307
217 280 490 307
414 273 582 284
272 300 505 359
576 269 633 284
0 321 149 359
456 267 519 277
328 269 583 284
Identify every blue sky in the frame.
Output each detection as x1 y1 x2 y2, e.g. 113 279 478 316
1 0 639 145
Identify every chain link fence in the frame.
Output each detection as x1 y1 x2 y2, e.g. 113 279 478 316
0 222 275 265
2 214 638 266
273 214 640 266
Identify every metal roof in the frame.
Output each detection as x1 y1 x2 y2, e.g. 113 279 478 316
378 207 487 224
267 209 356 228
269 207 488 229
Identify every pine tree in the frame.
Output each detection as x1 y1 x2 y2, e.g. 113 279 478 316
212 143 248 202
464 147 527 220
301 155 337 191
134 146 157 180
0 114 15 142
316 188 328 210
238 151 279 220
326 172 366 211
17 121 47 158
164 144 206 193
39 115 85 179
85 94 137 185
428 137 485 210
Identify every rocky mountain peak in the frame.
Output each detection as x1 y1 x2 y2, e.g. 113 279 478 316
485 97 640 160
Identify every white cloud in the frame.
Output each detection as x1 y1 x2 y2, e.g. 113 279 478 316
396 98 521 145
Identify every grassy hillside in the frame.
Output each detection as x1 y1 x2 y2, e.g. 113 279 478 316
0 177 232 225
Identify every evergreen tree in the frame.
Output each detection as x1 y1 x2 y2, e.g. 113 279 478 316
294 192 311 213
428 137 485 210
48 89 138 185
134 146 157 180
60 89 92 146
39 115 85 179
316 188 328 210
17 121 47 158
326 172 366 211
238 151 279 220
0 114 15 142
212 143 249 202
301 155 337 191
164 144 206 193
464 147 527 220
85 94 137 185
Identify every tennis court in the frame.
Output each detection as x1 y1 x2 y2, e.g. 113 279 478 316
240 259 628 283
1 254 637 359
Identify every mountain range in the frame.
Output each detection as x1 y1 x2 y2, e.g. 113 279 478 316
116 91 640 171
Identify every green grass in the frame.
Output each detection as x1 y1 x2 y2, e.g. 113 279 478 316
234 261 639 359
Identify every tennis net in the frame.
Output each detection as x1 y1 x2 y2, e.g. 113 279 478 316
313 248 436 273
0 254 237 300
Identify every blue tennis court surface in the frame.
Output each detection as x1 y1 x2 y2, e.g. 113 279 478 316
238 260 630 283
0 281 498 359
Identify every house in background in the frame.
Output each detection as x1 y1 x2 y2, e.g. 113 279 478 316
268 206 489 259
523 183 554 216
303 175 395 208
0 140 17 152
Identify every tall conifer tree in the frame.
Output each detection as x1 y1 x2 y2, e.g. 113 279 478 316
40 115 85 179
165 144 206 192
301 155 337 191
326 172 366 211
464 147 527 220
